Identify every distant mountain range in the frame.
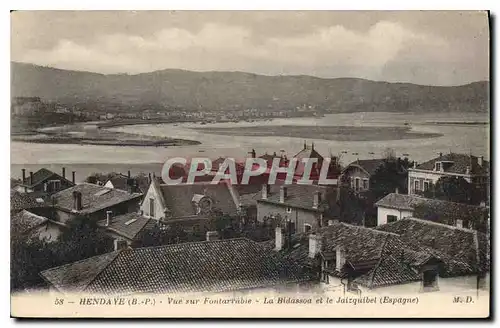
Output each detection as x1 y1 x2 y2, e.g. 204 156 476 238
11 62 489 113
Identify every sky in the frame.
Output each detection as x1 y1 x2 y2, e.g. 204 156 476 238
11 11 489 85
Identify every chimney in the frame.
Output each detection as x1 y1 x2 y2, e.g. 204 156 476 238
335 246 346 271
466 166 470 175
456 219 463 229
313 191 321 209
328 220 335 226
206 231 219 242
148 173 152 183
439 152 443 158
279 186 288 203
127 170 131 178
106 210 112 226
73 191 83 211
21 168 26 183
261 184 270 199
395 187 399 194
114 239 129 251
478 156 484 167
29 171 33 184
72 171 76 184
62 167 66 179
275 226 285 251
413 161 417 169
308 234 322 258
251 149 256 158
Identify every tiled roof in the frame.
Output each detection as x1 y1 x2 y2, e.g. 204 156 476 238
375 218 488 276
414 153 489 175
40 238 310 295
106 173 149 193
51 183 143 215
158 182 239 217
10 191 47 212
257 184 332 212
97 212 156 241
343 159 385 175
11 178 22 189
11 210 49 234
318 223 436 288
375 193 488 225
22 168 74 188
293 145 324 162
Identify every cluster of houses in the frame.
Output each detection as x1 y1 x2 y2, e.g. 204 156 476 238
10 144 490 296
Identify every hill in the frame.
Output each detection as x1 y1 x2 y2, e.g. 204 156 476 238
11 62 489 113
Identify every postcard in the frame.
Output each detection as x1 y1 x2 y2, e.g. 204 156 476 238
10 10 490 318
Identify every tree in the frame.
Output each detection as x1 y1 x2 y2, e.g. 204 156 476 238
434 176 472 204
208 208 233 238
140 222 188 246
370 157 411 201
53 216 112 264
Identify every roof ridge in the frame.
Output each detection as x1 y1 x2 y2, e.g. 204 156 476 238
339 222 399 236
132 237 255 252
405 217 477 233
83 250 123 292
40 249 121 275
368 233 391 288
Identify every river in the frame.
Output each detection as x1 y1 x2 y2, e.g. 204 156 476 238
11 112 489 182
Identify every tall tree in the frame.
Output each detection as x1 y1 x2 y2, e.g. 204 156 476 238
434 176 472 204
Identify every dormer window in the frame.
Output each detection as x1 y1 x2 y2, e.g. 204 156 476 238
435 162 441 171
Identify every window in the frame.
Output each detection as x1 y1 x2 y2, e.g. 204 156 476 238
304 224 312 233
286 207 292 213
355 178 360 191
387 215 398 223
362 179 369 190
435 162 441 171
414 180 420 191
45 180 61 193
423 181 429 191
149 198 155 217
422 270 439 291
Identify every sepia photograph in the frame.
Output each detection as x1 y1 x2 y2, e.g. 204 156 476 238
9 10 490 318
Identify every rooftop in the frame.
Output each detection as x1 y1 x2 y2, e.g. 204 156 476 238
343 159 385 175
97 212 156 241
257 184 331 212
11 210 49 235
414 153 489 175
156 182 240 218
375 193 488 225
376 217 489 276
21 168 74 188
51 183 142 215
40 238 310 295
10 191 47 212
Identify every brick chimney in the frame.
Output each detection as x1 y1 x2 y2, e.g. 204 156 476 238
148 173 152 183
114 239 129 251
313 191 321 209
250 149 256 158
62 167 66 179
206 231 219 241
308 234 322 258
395 187 399 194
413 161 418 169
261 184 270 199
478 156 484 167
21 168 26 183
335 246 346 271
72 171 76 184
279 186 288 203
29 171 33 184
466 166 470 175
73 191 83 211
127 170 131 178
275 226 285 251
106 210 112 226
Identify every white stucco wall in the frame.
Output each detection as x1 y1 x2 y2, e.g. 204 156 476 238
377 207 413 225
104 180 114 189
408 169 474 195
140 184 166 221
